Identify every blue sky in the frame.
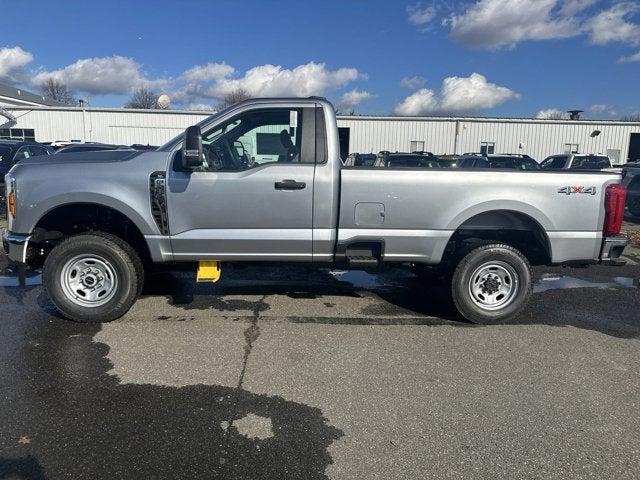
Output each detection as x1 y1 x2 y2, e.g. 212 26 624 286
1 0 639 118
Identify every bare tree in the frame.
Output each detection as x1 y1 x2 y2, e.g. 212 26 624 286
125 87 159 109
40 78 76 105
621 113 640 122
217 88 251 110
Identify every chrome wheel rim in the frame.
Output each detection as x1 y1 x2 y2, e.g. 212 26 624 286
60 255 118 307
468 261 519 311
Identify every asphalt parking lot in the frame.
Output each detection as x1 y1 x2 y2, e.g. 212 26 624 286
1 227 639 479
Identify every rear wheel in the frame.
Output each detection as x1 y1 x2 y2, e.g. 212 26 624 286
43 233 143 323
451 243 532 324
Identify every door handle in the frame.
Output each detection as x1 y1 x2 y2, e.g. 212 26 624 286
275 179 306 190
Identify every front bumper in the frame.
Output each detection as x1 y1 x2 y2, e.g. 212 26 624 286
2 229 31 264
600 235 627 265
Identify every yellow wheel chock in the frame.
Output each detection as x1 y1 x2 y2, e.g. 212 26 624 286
197 261 221 282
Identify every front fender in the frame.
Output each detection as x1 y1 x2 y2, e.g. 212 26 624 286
17 192 158 236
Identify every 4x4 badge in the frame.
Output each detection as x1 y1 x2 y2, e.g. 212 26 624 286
558 186 597 195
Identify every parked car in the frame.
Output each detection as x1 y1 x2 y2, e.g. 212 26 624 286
0 140 54 210
540 153 612 170
622 162 640 217
457 153 540 170
436 154 460 167
55 143 132 154
48 140 83 150
374 152 446 168
343 153 377 167
2 97 627 325
130 144 159 151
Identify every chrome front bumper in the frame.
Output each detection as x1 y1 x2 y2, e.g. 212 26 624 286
2 229 30 264
600 235 627 264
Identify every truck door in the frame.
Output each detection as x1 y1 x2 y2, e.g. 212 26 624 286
167 105 317 261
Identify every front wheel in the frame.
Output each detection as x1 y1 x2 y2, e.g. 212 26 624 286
43 233 144 323
451 243 532 324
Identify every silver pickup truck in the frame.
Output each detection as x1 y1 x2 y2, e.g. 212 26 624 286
2 97 628 324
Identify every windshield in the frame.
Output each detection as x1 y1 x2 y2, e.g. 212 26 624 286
159 110 223 151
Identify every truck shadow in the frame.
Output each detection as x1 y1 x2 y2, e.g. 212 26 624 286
0 314 343 479
139 264 640 339
141 265 464 324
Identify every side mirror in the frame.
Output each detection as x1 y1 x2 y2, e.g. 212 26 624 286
181 125 203 169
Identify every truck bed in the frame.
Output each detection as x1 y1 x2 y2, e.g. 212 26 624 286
338 168 621 264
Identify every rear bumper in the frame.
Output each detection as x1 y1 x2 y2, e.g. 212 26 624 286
2 229 30 264
600 235 627 265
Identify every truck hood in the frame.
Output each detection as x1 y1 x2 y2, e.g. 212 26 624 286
20 149 142 166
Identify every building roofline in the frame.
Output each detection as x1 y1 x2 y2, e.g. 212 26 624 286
3 105 213 115
3 104 640 127
0 82 68 107
335 114 640 126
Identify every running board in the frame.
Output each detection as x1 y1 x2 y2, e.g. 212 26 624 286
346 256 380 269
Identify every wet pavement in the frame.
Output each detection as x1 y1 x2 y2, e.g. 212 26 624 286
0 253 639 479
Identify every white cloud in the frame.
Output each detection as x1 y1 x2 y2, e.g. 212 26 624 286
535 108 569 119
447 0 580 49
187 103 216 111
394 73 519 115
174 61 363 106
0 46 33 83
211 62 360 98
407 3 437 27
337 89 372 110
180 62 234 83
560 0 598 17
585 2 640 45
32 55 167 95
395 89 439 116
400 75 426 89
589 103 617 116
619 50 640 62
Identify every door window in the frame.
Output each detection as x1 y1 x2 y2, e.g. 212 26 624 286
199 108 308 171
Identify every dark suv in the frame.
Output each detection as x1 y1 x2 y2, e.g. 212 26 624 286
457 153 540 170
343 153 377 167
374 151 446 168
1 140 54 210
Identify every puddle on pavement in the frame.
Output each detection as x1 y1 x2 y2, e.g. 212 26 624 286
534 275 638 293
0 273 42 287
328 270 381 288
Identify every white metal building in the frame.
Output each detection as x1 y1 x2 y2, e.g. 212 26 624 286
2 105 640 164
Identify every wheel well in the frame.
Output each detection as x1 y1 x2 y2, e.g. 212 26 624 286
444 210 552 266
32 203 151 265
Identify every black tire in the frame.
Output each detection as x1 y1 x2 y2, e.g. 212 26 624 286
43 233 144 323
451 243 532 324
627 197 640 217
